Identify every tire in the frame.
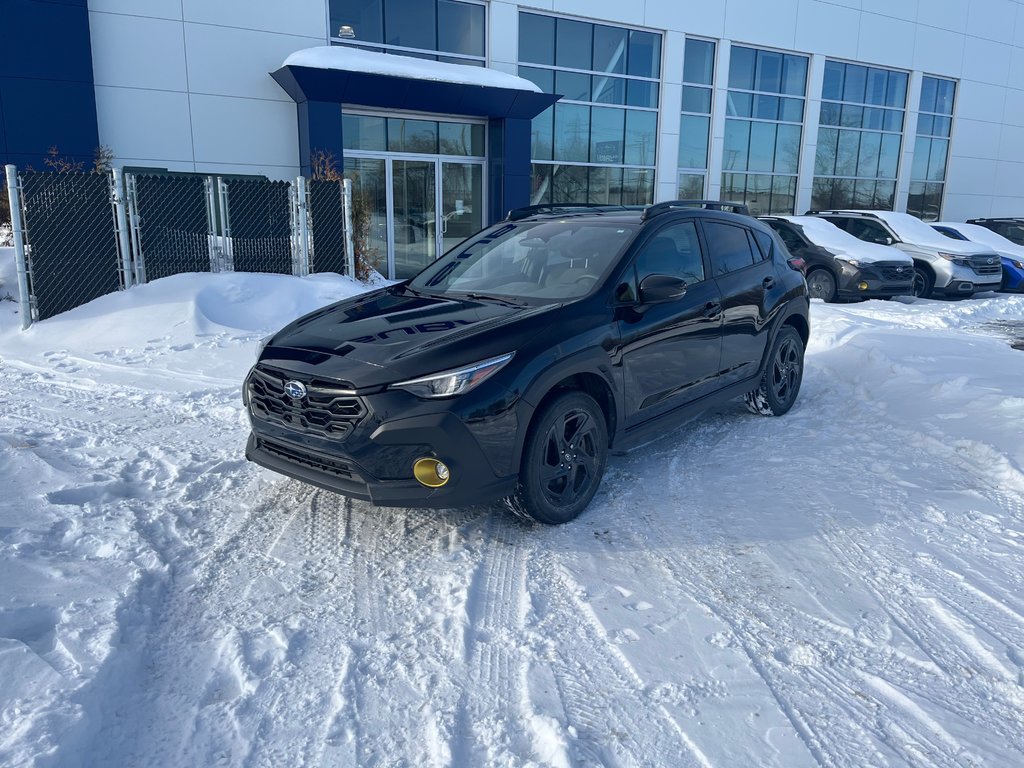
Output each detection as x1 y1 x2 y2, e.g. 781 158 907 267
744 326 805 417
507 391 608 525
912 266 934 298
806 268 837 302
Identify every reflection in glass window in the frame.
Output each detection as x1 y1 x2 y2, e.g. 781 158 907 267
330 0 485 64
908 76 956 221
519 11 661 205
344 114 485 158
812 60 908 212
722 45 807 214
678 38 715 199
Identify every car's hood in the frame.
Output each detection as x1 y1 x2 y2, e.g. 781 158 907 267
257 286 558 388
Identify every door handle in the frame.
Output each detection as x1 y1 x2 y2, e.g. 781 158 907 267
703 301 722 318
762 276 776 289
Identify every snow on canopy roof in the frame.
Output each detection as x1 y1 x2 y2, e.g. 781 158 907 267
282 46 542 93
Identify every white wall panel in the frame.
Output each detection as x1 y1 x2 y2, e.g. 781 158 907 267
89 12 187 91
644 0 725 39
184 24 321 102
992 159 1024 199
189 95 298 168
857 14 916 69
94 86 194 165
182 0 326 40
724 0 799 50
1003 89 1024 128
946 156 997 195
965 0 1017 45
950 119 1004 160
862 0 918 22
87 0 181 20
961 37 1012 86
918 0 969 33
957 81 1007 124
912 25 965 76
795 1 859 60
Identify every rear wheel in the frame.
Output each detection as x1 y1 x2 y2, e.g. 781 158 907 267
507 391 608 525
806 268 837 302
744 326 804 417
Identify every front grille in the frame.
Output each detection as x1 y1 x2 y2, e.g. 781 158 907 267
879 264 914 282
970 258 1001 276
248 364 366 439
259 438 361 482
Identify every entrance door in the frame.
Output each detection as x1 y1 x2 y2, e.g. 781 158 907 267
347 155 485 279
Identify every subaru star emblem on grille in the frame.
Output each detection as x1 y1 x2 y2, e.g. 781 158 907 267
988 257 996 264
284 380 307 400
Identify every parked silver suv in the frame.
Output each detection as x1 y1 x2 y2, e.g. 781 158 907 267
807 210 1003 298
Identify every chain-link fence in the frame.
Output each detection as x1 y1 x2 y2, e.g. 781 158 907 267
5 166 358 328
17 171 124 321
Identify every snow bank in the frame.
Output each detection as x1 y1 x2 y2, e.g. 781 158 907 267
0 246 16 300
282 46 542 93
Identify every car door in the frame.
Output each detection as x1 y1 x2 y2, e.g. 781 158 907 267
700 218 778 387
616 219 723 426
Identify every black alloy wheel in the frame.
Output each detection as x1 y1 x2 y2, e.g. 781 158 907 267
806 269 837 302
510 391 608 524
912 267 933 298
744 326 805 417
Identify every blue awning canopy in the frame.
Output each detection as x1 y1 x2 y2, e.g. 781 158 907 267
271 47 558 119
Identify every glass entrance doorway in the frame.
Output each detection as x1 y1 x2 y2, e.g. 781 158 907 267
342 115 485 279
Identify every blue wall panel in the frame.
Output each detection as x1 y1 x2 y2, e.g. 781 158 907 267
0 0 99 169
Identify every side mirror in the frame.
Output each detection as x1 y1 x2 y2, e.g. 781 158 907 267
885 237 894 245
639 274 688 303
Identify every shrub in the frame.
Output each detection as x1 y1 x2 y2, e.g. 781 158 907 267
310 149 376 281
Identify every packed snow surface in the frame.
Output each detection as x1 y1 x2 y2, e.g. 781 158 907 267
281 46 542 93
2 269 1024 767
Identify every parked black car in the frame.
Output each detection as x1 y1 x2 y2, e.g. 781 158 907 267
760 215 915 301
244 201 810 524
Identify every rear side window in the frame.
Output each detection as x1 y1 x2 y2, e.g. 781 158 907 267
752 230 774 260
702 221 757 276
772 223 805 253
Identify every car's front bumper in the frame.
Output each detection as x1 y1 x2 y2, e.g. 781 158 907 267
836 262 914 299
1001 262 1024 292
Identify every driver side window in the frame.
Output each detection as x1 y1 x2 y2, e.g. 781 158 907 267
848 219 892 245
635 221 706 284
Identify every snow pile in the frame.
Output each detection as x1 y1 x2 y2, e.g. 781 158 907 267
0 246 16 301
2 271 1024 766
282 46 542 93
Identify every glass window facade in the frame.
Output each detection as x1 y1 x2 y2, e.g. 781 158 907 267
679 38 715 199
908 76 956 220
519 12 661 206
811 60 907 211
722 46 807 214
344 115 485 157
330 0 485 64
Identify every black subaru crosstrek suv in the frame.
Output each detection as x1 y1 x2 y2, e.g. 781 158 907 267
244 201 810 524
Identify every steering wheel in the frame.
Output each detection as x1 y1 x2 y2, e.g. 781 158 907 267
574 275 598 289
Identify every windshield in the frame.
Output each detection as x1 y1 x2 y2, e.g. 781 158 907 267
409 220 640 301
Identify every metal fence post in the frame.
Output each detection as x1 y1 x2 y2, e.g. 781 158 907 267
125 173 147 284
296 176 310 277
5 165 34 329
342 178 356 278
110 168 134 289
217 178 234 272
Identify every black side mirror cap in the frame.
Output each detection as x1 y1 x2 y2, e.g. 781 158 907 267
639 274 688 303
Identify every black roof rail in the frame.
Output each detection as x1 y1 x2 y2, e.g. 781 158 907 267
504 203 644 221
803 209 876 217
967 216 1024 223
641 200 750 221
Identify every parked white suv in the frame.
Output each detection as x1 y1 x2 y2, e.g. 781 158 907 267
807 210 1003 298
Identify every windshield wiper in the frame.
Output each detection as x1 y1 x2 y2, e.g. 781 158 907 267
457 292 528 306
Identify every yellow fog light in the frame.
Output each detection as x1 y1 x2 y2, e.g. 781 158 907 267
858 281 869 291
413 458 450 488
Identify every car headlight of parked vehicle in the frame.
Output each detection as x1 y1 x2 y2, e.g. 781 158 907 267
255 334 273 360
391 352 515 399
1011 260 1024 270
836 257 864 269
938 252 972 267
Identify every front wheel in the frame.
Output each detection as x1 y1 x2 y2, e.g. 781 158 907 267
912 267 934 298
806 268 837 302
507 391 608 525
744 326 805 417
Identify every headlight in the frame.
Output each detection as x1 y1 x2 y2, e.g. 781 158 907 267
836 257 863 268
255 334 273 361
1012 260 1023 269
391 353 515 399
938 252 971 266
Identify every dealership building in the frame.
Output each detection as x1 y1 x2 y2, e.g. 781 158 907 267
3 0 1024 278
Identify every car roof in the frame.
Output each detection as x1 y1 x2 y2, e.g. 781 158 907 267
505 200 755 226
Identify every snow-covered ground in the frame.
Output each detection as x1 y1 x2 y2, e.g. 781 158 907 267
1 258 1023 767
